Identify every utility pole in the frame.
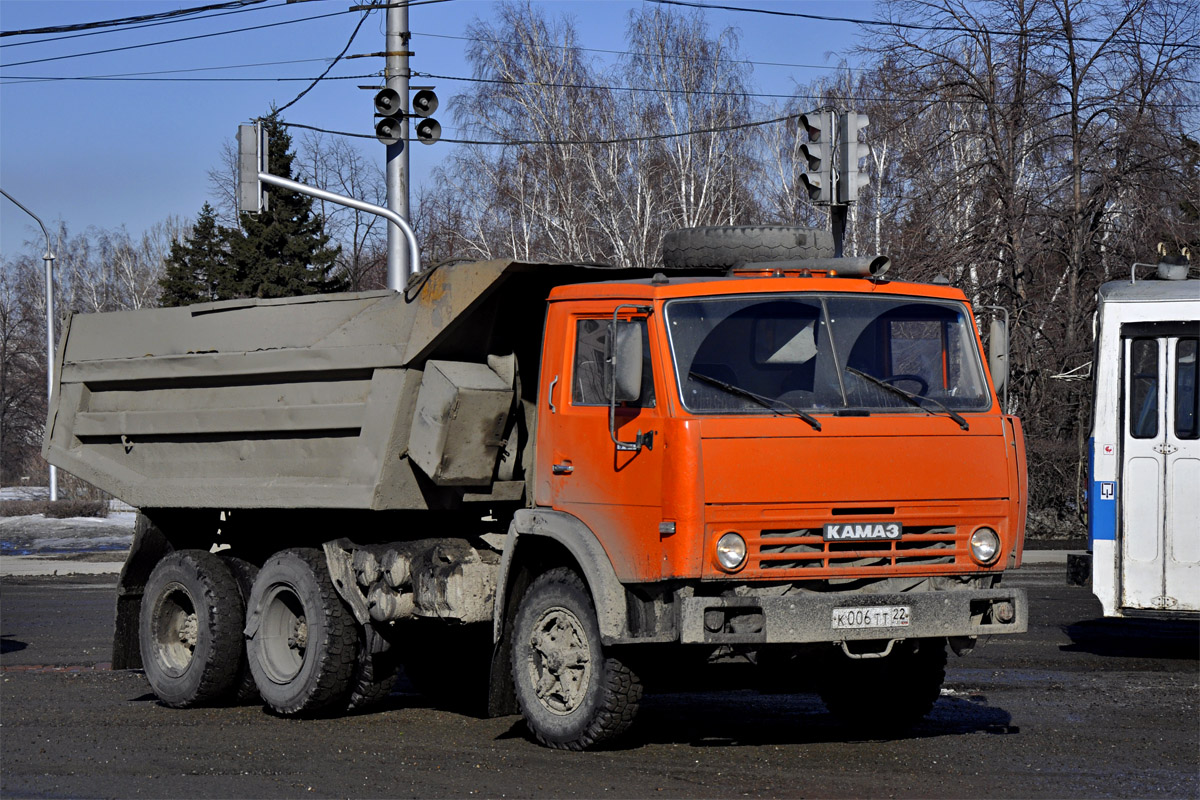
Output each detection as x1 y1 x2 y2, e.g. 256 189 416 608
0 189 58 501
385 1 410 288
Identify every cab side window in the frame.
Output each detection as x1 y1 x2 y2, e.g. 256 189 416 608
571 318 655 407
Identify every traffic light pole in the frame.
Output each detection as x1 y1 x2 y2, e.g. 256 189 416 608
258 172 421 286
831 206 847 258
385 1 410 289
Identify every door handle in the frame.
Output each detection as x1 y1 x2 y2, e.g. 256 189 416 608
552 463 574 475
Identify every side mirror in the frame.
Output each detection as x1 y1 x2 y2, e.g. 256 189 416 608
607 307 654 452
988 317 1009 396
609 321 643 403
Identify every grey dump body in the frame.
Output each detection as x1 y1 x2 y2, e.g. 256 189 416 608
44 259 638 512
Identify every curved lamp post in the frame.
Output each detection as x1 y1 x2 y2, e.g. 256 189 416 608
1 189 58 501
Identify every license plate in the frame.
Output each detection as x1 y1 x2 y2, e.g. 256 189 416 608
823 522 902 541
832 605 911 629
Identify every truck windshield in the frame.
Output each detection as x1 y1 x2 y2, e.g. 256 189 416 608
665 293 991 414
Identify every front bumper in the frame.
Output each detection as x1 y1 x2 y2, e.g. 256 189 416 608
678 587 1027 644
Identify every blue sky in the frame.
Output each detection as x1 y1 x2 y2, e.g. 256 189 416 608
1 0 871 258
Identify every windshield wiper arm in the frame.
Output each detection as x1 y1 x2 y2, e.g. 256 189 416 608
689 371 822 431
844 367 969 431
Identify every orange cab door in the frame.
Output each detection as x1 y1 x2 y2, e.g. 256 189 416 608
535 305 665 583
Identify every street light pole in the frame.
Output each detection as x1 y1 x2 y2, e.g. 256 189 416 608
0 189 58 501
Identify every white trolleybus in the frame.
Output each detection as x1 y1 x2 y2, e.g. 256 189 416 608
1070 259 1199 618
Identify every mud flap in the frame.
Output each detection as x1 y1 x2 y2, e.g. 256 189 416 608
112 513 173 669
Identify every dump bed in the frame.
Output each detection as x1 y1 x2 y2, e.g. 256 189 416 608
44 259 630 511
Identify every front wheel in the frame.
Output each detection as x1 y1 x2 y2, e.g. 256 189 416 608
245 548 359 716
817 638 947 735
511 568 642 750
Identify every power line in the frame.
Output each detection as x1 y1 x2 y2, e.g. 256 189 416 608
0 7 362 69
275 11 372 114
414 71 793 100
283 111 799 145
410 29 861 74
412 70 1200 111
0 74 377 86
0 57 346 85
15 56 338 78
0 0 270 38
271 0 452 114
649 0 1200 51
0 1 292 50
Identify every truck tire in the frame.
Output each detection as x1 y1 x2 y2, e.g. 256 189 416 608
817 639 947 734
346 626 400 713
245 548 359 717
219 554 261 704
139 550 244 708
510 568 642 750
661 225 836 268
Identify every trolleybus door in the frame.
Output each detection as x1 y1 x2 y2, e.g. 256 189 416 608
1120 334 1200 613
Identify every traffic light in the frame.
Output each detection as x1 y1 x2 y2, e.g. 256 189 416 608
237 122 267 215
798 111 834 204
412 89 440 145
373 87 441 146
837 112 871 204
374 88 404 146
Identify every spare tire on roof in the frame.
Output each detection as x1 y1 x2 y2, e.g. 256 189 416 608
661 225 836 268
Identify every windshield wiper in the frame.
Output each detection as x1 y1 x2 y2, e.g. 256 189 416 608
844 367 969 431
689 371 822 431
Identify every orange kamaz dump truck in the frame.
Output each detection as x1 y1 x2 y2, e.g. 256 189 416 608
45 226 1027 749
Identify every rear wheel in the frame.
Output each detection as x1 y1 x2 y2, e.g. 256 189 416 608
219 554 260 704
139 550 244 707
245 548 359 716
346 626 400 713
818 639 947 735
511 568 642 750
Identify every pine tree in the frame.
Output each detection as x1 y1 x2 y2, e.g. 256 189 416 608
227 112 344 298
158 203 234 307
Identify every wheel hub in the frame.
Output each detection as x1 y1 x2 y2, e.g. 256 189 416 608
177 613 198 651
259 585 309 683
154 583 199 676
527 606 592 715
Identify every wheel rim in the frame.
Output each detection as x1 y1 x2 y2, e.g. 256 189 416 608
258 584 309 684
524 605 592 715
153 582 199 677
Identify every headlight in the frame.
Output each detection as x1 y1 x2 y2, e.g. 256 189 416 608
716 532 747 571
970 527 1001 565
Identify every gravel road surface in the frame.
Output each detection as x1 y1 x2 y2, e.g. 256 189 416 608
1 561 1196 799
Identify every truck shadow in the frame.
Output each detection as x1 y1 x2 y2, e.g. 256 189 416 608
1062 618 1200 660
488 690 1016 749
626 691 1016 747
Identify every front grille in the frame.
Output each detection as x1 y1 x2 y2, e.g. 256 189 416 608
752 525 959 576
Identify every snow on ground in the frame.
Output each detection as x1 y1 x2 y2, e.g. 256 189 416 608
0 512 136 556
1 488 136 555
0 486 50 502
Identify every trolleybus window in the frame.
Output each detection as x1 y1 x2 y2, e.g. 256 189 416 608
1176 338 1198 440
1129 338 1159 439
